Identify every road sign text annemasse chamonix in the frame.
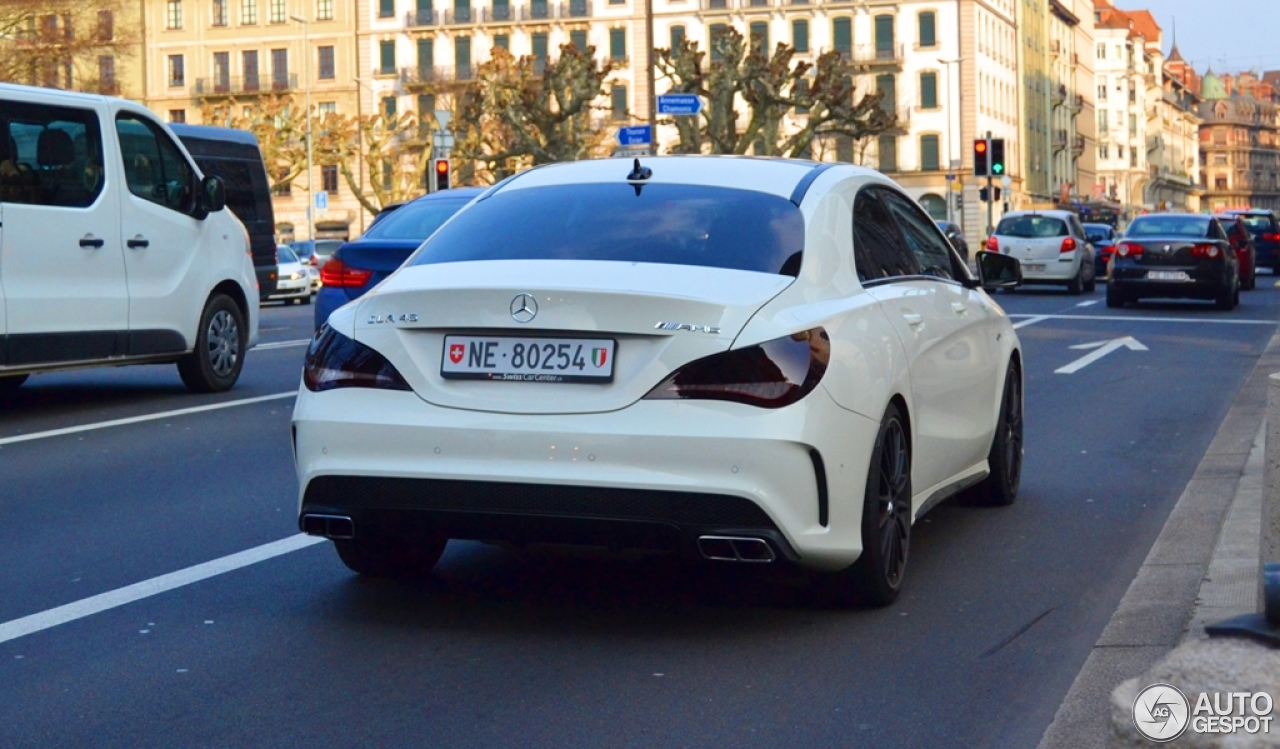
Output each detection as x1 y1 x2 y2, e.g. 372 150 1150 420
657 94 702 116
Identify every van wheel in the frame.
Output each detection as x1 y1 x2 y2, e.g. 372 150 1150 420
0 374 29 391
178 294 246 393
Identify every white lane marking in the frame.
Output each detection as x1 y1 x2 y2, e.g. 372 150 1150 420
1008 313 1276 326
0 535 325 645
1012 315 1050 329
255 339 310 351
1075 300 1101 307
1055 336 1148 375
0 392 296 447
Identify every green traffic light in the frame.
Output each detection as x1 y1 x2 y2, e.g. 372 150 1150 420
993 164 1004 174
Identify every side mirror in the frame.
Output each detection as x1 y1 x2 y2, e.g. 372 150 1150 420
199 175 226 216
973 250 1021 289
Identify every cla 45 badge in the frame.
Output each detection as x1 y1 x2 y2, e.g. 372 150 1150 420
367 313 420 325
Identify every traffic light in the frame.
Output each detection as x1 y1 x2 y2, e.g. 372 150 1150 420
979 187 1003 202
974 139 990 177
990 139 1007 176
433 158 451 191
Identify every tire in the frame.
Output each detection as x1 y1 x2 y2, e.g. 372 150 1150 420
300 294 312 306
334 536 448 579
1083 270 1096 293
177 294 247 393
1067 263 1084 295
969 363 1023 507
825 403 912 607
0 374 29 391
1214 283 1236 311
1106 283 1127 308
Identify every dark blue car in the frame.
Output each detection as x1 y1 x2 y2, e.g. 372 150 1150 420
315 188 484 329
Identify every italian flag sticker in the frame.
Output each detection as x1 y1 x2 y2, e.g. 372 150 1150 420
592 348 609 368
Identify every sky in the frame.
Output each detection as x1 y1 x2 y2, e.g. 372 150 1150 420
1139 0 1280 74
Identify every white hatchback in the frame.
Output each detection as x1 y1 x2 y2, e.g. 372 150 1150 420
292 157 1025 606
987 209 1096 293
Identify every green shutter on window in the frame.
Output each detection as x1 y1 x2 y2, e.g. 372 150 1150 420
379 0 394 17
570 30 587 51
878 134 897 172
532 32 547 60
380 40 395 73
494 34 509 50
918 11 935 47
792 19 808 53
710 24 727 61
832 18 851 54
610 28 626 60
875 15 894 54
920 71 937 109
670 25 685 49
921 134 939 171
749 21 767 54
417 38 433 68
876 74 895 113
611 85 627 119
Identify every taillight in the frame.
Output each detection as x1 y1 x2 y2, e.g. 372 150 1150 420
986 236 1000 252
643 329 830 409
319 257 374 288
1116 241 1144 257
1264 233 1280 242
1060 237 1077 254
1191 243 1222 258
303 326 412 393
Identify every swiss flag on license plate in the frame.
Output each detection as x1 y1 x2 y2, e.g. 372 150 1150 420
448 344 465 364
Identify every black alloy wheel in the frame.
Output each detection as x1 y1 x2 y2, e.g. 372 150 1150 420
970 363 1023 506
334 536 449 579
841 403 912 607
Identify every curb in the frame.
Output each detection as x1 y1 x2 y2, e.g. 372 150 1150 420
1037 331 1280 749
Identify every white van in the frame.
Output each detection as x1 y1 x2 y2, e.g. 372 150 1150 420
0 84 259 392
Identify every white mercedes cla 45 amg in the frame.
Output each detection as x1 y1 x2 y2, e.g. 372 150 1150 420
293 157 1024 606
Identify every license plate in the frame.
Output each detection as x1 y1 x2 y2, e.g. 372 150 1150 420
1147 270 1191 281
441 336 616 383
1025 264 1046 272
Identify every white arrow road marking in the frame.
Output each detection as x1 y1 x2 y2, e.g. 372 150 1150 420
1012 315 1050 330
1055 336 1148 374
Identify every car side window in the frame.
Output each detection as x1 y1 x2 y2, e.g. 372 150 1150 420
1209 220 1227 241
0 100 105 209
853 188 920 282
116 114 195 215
880 189 956 281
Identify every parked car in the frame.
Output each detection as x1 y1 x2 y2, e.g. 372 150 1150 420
1084 222 1119 278
1220 214 1258 290
290 239 344 273
293 157 1024 607
935 220 969 262
1222 209 1280 273
314 188 484 329
0 83 258 392
270 245 311 305
986 209 1096 293
1107 213 1239 310
170 123 278 301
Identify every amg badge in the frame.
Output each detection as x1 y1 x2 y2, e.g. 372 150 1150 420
655 321 722 335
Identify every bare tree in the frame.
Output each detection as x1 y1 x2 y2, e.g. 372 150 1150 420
0 0 138 94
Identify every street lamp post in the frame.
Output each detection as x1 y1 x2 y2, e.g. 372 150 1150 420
938 57 963 226
290 14 314 245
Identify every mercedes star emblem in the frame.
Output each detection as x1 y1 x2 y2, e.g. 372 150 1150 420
510 293 538 323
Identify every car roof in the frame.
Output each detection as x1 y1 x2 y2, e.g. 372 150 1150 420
168 123 261 148
0 81 110 105
1000 209 1075 219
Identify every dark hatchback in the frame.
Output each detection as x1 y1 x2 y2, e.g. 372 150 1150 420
314 188 484 329
1084 222 1119 278
1222 209 1280 273
1107 213 1239 310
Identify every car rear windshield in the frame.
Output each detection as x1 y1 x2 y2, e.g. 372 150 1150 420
1125 215 1212 238
362 198 471 241
1233 214 1276 236
407 183 805 276
995 215 1068 238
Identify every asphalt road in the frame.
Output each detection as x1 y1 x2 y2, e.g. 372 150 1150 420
1 281 1277 749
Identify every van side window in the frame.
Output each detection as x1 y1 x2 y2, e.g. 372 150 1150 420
116 114 195 215
0 101 104 208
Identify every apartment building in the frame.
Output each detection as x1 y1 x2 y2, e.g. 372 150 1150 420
142 0 363 240
1146 44 1201 212
1198 71 1280 213
1042 0 1095 204
1091 0 1152 216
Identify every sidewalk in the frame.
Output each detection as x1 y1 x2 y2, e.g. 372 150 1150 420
1038 332 1280 749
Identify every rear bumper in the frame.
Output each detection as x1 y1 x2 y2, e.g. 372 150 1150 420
1111 263 1231 297
1018 255 1080 283
292 385 880 570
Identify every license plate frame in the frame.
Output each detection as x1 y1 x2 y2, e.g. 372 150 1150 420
441 335 617 383
1147 270 1191 282
1025 263 1046 272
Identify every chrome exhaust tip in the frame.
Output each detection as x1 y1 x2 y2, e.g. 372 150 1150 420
301 514 355 540
697 535 776 563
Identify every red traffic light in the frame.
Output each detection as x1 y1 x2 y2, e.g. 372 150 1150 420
433 158 450 191
975 141 988 154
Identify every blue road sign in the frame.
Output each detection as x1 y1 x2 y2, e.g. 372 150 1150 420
617 125 652 146
657 93 702 116
314 191 329 211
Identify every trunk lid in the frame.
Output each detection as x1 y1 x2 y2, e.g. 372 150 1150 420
332 239 422 303
354 260 795 414
1126 239 1220 267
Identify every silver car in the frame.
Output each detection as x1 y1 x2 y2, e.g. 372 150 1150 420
987 209 1096 294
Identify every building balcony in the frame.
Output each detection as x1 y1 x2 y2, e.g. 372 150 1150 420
1146 135 1162 152
193 74 296 97
521 1 554 20
444 6 475 23
560 0 591 17
405 8 439 26
1052 129 1068 151
400 65 475 88
483 4 515 21
1071 134 1086 155
1069 94 1084 113
1051 84 1067 107
1050 39 1062 57
828 43 904 67
700 0 732 12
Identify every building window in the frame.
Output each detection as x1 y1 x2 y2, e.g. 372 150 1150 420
168 54 185 86
1099 144 1108 159
271 48 288 88
1096 43 1105 59
709 24 728 62
455 36 472 78
98 56 116 93
242 50 260 90
321 165 339 194
417 38 434 72
97 10 114 41
1097 84 1107 102
670 25 685 49
609 27 626 61
379 40 396 75
1129 113 1137 136
875 73 895 113
919 71 937 109
749 21 767 54
213 51 230 91
417 94 435 119
874 14 895 59
317 0 334 21
569 30 586 52
918 11 935 47
318 101 337 116
1098 109 1108 134
382 96 397 118
611 84 627 121
792 19 808 53
379 0 395 16
920 134 940 171
794 79 809 115
169 109 187 123
531 32 548 65
270 0 286 23
318 46 335 79
213 0 228 26
1130 149 1138 167
380 161 393 191
878 134 898 172
836 135 853 162
166 0 183 29
242 0 257 24
832 17 851 56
